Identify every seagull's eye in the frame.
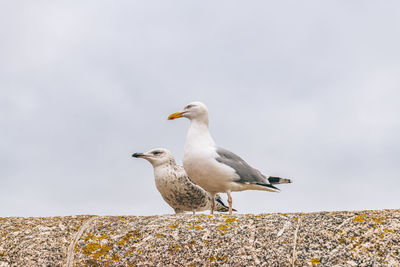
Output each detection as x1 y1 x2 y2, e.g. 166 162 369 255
152 151 162 155
185 104 193 109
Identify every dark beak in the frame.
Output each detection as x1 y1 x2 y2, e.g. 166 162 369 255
132 153 145 158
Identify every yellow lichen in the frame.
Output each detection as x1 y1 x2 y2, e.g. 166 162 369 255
83 232 96 242
372 217 384 224
169 244 179 255
117 230 142 247
97 234 109 241
168 222 179 229
224 217 237 223
310 258 321 265
188 225 203 230
111 254 120 263
353 214 365 223
82 242 101 255
125 247 136 256
209 256 228 263
93 244 113 260
217 224 229 231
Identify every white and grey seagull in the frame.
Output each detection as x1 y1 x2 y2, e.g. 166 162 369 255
168 102 292 215
132 148 233 214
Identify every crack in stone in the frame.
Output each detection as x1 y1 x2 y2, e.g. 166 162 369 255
292 217 302 267
66 216 98 267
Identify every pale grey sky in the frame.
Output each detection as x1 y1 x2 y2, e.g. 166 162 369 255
1 1 399 217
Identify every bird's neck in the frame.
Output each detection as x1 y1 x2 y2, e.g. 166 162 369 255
151 159 176 169
185 119 215 150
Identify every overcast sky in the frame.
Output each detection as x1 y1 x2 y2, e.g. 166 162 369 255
1 1 399 217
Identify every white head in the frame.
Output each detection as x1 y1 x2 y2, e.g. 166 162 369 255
167 101 209 124
132 148 176 167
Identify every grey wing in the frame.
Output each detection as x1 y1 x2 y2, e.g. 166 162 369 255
215 147 275 187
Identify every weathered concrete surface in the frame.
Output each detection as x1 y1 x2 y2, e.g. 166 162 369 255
1 210 399 266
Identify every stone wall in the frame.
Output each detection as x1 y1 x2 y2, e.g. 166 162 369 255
1 209 399 266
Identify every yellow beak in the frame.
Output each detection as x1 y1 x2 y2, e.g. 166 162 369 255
168 112 184 120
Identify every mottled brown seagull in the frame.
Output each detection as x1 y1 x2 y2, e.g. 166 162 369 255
132 148 233 214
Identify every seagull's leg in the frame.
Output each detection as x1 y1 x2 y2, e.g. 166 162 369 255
210 193 215 215
227 191 233 215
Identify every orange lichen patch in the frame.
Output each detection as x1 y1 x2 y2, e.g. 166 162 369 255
353 214 365 223
111 254 120 262
93 244 113 260
156 233 165 238
217 224 229 231
117 230 142 247
371 216 384 224
82 242 101 255
188 225 204 230
209 256 229 263
168 222 179 230
97 234 110 241
310 258 321 265
125 247 136 256
189 240 196 249
169 244 179 255
83 232 96 242
224 217 237 224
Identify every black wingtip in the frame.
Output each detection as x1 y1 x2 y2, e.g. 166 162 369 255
256 182 280 191
268 176 293 184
